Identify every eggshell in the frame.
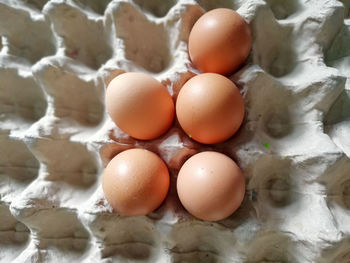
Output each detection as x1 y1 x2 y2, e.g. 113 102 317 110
177 151 245 221
176 73 244 144
188 8 251 75
102 148 170 216
106 72 175 140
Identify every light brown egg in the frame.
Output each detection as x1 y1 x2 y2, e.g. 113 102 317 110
106 72 174 140
188 8 251 75
102 149 170 216
176 73 244 144
177 151 245 221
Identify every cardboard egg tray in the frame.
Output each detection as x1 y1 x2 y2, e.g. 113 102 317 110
0 0 350 262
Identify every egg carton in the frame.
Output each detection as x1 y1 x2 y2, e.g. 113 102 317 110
1 0 350 262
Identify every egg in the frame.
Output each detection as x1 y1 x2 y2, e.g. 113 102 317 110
102 148 170 216
177 151 245 221
188 8 251 75
106 72 174 140
176 73 244 144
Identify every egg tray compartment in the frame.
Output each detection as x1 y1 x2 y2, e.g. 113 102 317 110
1 0 350 262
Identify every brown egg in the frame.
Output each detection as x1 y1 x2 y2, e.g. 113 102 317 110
176 73 244 144
177 151 245 221
188 8 251 75
106 72 174 140
102 149 170 216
